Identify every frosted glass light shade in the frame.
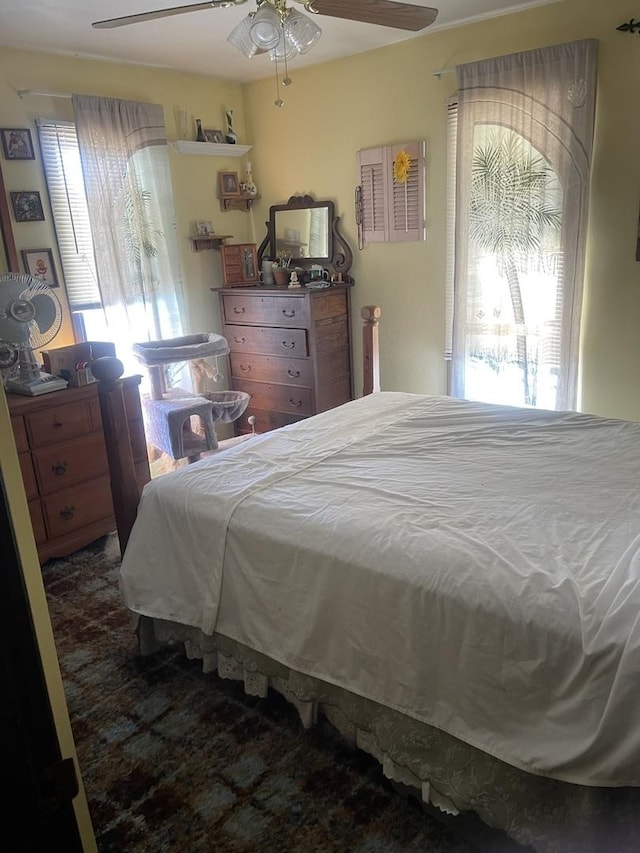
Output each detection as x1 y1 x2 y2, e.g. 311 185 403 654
284 10 322 54
269 30 298 62
227 16 259 58
249 5 281 50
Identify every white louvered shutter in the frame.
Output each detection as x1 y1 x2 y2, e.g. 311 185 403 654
387 141 425 243
358 146 387 243
37 119 101 310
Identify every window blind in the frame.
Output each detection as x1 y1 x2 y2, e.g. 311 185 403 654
37 119 101 310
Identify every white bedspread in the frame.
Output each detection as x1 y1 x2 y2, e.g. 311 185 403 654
120 393 640 787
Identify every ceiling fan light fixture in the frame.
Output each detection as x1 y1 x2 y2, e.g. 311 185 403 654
227 15 260 58
249 4 281 50
269 30 299 62
284 9 322 54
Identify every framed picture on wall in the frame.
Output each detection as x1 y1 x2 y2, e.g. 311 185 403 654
11 191 45 222
0 128 35 160
218 171 241 198
204 128 225 144
21 248 59 287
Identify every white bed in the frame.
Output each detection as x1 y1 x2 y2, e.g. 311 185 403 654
119 392 640 851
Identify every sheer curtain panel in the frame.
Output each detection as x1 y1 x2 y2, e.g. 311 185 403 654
72 95 184 373
451 40 597 410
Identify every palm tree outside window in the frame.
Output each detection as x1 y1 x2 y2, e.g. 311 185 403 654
447 40 598 411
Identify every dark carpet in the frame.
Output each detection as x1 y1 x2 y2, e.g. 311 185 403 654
42 533 478 853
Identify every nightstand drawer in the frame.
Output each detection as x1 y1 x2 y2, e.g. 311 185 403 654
42 475 114 539
230 353 312 386
26 399 97 448
225 325 308 357
222 292 309 328
33 433 109 494
232 378 313 415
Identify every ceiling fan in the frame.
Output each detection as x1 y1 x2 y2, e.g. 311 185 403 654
93 1 439 106
92 1 439 32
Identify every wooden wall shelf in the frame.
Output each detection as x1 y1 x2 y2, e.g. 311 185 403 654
170 140 251 158
189 234 233 252
219 195 260 212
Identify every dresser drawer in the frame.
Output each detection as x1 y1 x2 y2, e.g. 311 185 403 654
236 407 305 435
26 399 97 449
42 475 114 540
229 353 312 387
222 292 309 328
225 325 308 358
232 378 313 415
33 433 109 495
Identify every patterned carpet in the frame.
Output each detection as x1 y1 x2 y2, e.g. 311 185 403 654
42 533 478 853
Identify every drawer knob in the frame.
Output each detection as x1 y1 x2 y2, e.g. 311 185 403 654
233 307 245 315
239 364 252 372
60 505 75 520
282 309 296 318
282 341 295 350
288 399 302 408
233 336 246 344
53 420 63 428
287 369 301 378
51 461 68 476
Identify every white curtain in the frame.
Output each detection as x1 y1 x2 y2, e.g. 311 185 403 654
72 95 184 374
451 39 597 410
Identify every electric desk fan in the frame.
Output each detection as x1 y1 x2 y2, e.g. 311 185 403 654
0 273 68 396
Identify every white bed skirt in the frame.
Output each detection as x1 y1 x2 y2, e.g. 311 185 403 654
137 615 639 853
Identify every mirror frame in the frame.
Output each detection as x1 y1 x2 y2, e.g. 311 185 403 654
0 163 19 272
258 194 353 276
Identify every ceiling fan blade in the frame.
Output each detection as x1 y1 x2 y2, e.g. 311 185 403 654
307 0 438 31
92 0 247 29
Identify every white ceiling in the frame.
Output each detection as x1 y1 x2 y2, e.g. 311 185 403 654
1 0 562 84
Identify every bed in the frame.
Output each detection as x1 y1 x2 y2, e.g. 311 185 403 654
117 390 640 852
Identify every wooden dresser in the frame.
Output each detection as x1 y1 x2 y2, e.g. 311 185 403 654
8 378 149 563
219 284 353 434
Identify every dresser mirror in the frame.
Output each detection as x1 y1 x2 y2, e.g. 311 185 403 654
258 194 353 277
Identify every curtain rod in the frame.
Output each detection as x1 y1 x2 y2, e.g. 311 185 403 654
432 66 456 79
15 88 72 99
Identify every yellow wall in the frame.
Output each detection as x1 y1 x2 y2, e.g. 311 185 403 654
2 0 639 420
0 383 97 850
243 0 640 421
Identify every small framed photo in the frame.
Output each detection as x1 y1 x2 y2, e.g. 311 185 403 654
11 191 45 222
204 128 225 144
219 170 240 197
21 248 59 288
1 128 35 160
193 220 214 236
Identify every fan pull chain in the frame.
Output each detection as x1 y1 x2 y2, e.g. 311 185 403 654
281 20 292 87
274 56 284 107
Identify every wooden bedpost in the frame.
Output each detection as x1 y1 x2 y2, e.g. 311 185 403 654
91 357 145 558
361 305 381 396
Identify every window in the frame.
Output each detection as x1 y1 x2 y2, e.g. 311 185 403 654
448 40 597 411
